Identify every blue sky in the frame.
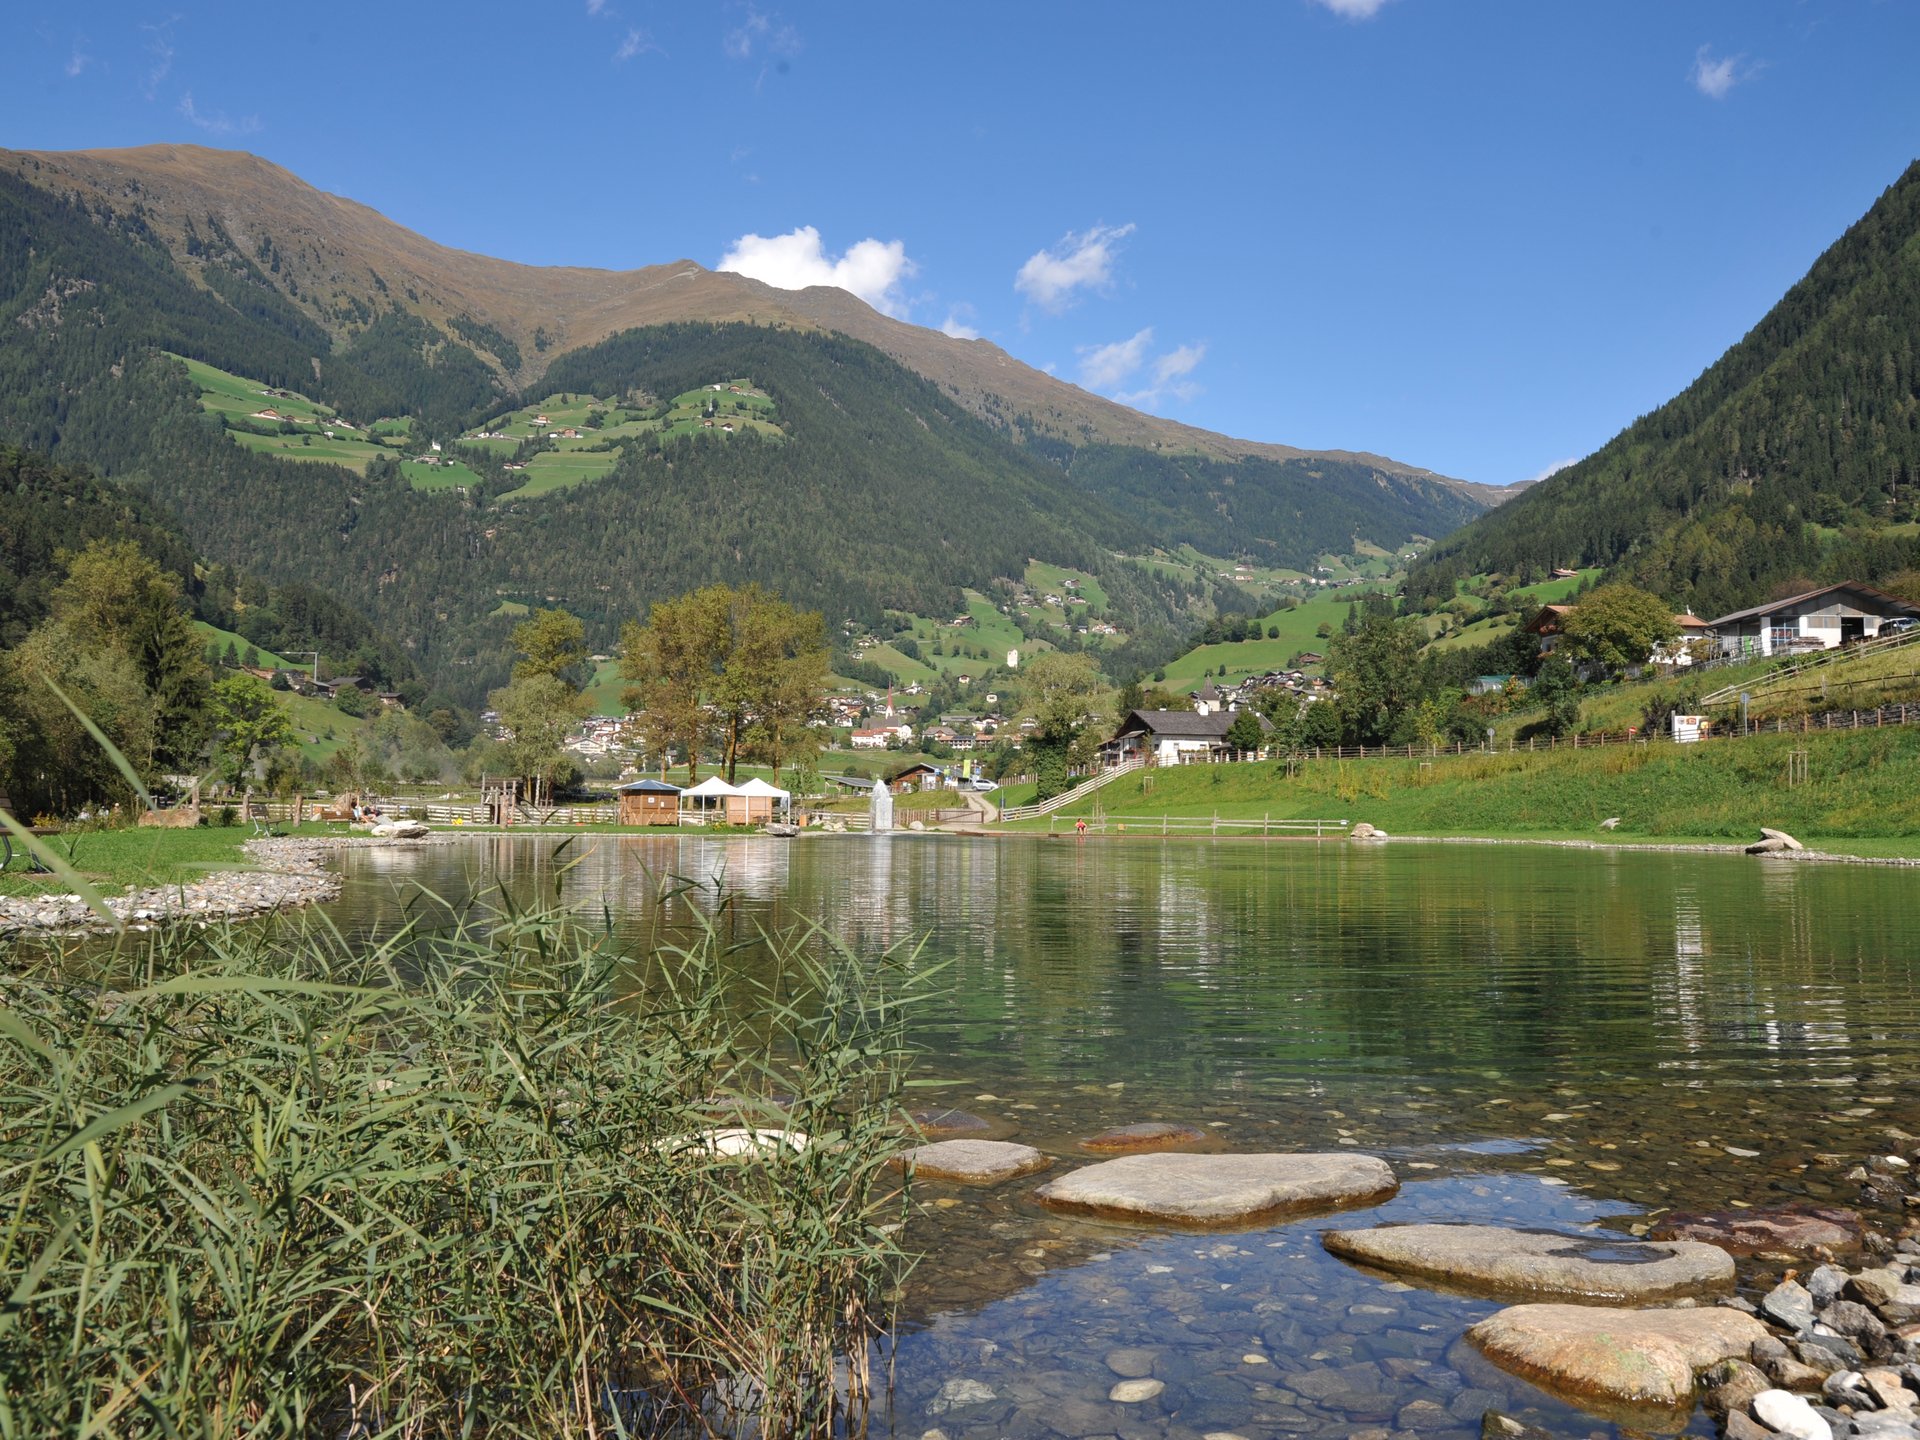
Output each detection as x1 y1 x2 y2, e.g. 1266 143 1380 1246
5 2 1919 486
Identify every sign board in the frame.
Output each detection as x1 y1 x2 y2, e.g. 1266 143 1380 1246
1671 714 1708 744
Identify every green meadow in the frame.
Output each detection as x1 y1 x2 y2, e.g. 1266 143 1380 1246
1032 726 1920 849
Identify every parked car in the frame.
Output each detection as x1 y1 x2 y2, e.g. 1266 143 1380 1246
970 777 999 791
1882 617 1918 635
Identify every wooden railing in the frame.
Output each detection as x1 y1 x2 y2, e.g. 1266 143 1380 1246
995 758 1143 822
1701 627 1920 707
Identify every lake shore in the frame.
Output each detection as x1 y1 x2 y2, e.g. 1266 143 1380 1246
0 833 452 935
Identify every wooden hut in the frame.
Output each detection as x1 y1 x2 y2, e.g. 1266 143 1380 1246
617 778 682 825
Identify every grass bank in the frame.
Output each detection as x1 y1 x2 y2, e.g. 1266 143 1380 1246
1026 727 1920 849
0 901 923 1437
0 823 272 897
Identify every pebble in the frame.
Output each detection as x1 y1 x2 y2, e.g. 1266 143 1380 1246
1107 1379 1164 1403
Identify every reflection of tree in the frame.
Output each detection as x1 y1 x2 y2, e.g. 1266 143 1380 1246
338 838 1920 1112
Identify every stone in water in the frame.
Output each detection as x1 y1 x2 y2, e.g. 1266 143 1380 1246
1033 1151 1396 1225
891 1139 1049 1184
1467 1302 1767 1409
1321 1223 1735 1303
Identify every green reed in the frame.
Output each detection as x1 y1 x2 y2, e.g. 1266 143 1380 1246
0 891 927 1439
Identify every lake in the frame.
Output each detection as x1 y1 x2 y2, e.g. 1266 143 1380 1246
326 833 1920 1437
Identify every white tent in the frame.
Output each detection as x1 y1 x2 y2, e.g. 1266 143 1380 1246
679 775 740 822
733 777 791 809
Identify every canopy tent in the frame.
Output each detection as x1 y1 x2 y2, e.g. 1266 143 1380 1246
732 776 792 825
733 777 791 804
678 775 740 824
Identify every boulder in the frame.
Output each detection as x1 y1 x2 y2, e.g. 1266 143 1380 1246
1082 1121 1210 1153
370 818 430 839
1599 817 1622 831
1349 822 1388 840
1751 1389 1832 1440
1649 1205 1863 1257
1761 827 1806 851
1467 1303 1767 1409
891 1139 1050 1185
1321 1223 1735 1303
1033 1151 1396 1226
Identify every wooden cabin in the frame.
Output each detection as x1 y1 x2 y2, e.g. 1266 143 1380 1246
617 779 682 825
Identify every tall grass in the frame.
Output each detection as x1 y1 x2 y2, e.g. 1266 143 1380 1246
0 891 926 1438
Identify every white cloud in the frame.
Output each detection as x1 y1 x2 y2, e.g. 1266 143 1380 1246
1690 45 1753 100
1015 223 1134 313
65 42 92 78
1078 330 1208 409
1310 0 1392 17
614 27 661 61
725 8 801 61
1152 343 1205 387
718 226 917 317
178 92 259 137
940 308 980 341
1526 457 1579 484
140 17 176 100
1077 328 1155 391
586 0 609 12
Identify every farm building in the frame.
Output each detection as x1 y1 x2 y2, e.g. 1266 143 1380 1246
1706 582 1920 660
616 778 681 825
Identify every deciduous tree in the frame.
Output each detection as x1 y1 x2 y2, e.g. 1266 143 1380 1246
1558 584 1679 676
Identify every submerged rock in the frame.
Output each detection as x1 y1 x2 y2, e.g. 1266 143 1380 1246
891 1139 1049 1185
1649 1205 1864 1257
1033 1151 1396 1225
1466 1302 1767 1409
1321 1223 1736 1303
904 1107 997 1138
1082 1120 1209 1153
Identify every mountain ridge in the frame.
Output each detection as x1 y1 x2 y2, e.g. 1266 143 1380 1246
1406 157 1920 617
1 143 1507 502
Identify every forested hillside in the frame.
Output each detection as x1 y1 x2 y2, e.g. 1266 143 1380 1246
0 150 1494 702
1053 445 1480 572
1409 160 1920 616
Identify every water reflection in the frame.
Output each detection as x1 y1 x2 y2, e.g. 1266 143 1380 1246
316 834 1920 1437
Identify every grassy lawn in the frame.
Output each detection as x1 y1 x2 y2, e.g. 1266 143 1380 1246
230 430 388 470
1023 726 1920 846
194 622 293 670
503 448 621 498
403 460 482 491
0 823 280 897
1155 590 1378 689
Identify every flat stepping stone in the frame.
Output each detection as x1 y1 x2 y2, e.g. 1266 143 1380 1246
1322 1223 1735 1302
891 1139 1049 1184
1468 1303 1767 1410
1033 1151 1396 1225
1083 1121 1209 1152
1649 1205 1863 1257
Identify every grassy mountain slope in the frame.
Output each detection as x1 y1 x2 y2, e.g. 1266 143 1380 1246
1409 160 1920 617
0 143 1493 494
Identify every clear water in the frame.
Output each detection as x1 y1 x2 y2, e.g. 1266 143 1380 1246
324 834 1920 1438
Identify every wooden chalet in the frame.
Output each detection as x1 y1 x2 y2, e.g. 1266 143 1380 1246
617 778 682 825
